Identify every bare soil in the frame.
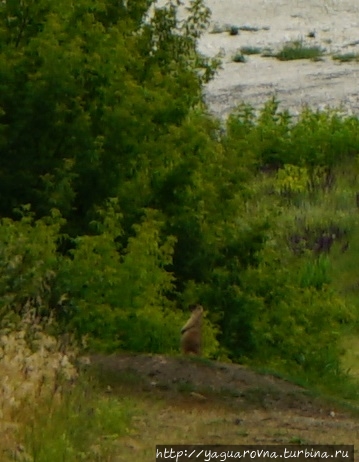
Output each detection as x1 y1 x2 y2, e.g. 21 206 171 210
89 354 359 461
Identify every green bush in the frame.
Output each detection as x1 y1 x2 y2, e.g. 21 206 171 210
0 0 219 234
224 100 359 170
275 41 324 61
53 202 219 355
240 246 352 381
56 207 175 352
0 204 220 356
232 53 246 63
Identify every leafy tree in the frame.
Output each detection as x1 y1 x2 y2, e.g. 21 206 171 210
0 0 218 234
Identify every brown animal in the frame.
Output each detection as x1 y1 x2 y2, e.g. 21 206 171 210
180 304 203 356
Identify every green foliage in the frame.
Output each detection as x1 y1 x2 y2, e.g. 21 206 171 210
184 205 272 359
224 100 359 170
0 0 219 232
1 0 359 393
56 206 179 352
229 26 239 36
232 53 246 63
186 148 359 384
209 24 260 34
274 164 310 197
23 378 133 462
240 46 262 55
240 245 352 381
332 53 359 63
289 110 359 167
0 0 222 357
275 41 324 61
0 205 220 356
299 255 331 290
0 208 62 326
224 99 291 169
239 25 261 32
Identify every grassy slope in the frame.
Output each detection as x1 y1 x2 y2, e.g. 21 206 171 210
333 229 359 379
271 163 359 379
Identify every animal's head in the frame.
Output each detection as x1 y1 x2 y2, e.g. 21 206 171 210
188 304 203 316
188 303 203 313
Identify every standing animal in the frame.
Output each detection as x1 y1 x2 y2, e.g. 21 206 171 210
180 304 203 356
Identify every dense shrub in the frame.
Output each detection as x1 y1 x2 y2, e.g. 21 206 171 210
224 100 359 169
1 0 359 390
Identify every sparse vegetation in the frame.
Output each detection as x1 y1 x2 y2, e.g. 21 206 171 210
275 40 325 61
332 52 359 62
261 48 275 57
210 23 227 34
239 25 261 32
210 23 264 34
240 46 262 55
229 26 239 36
233 53 247 63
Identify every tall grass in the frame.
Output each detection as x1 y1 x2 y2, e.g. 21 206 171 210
0 317 133 461
275 41 325 61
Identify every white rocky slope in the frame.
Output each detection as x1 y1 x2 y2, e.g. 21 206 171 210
198 0 359 117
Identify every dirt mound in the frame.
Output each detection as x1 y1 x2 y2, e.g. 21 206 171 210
88 354 359 457
90 354 338 415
